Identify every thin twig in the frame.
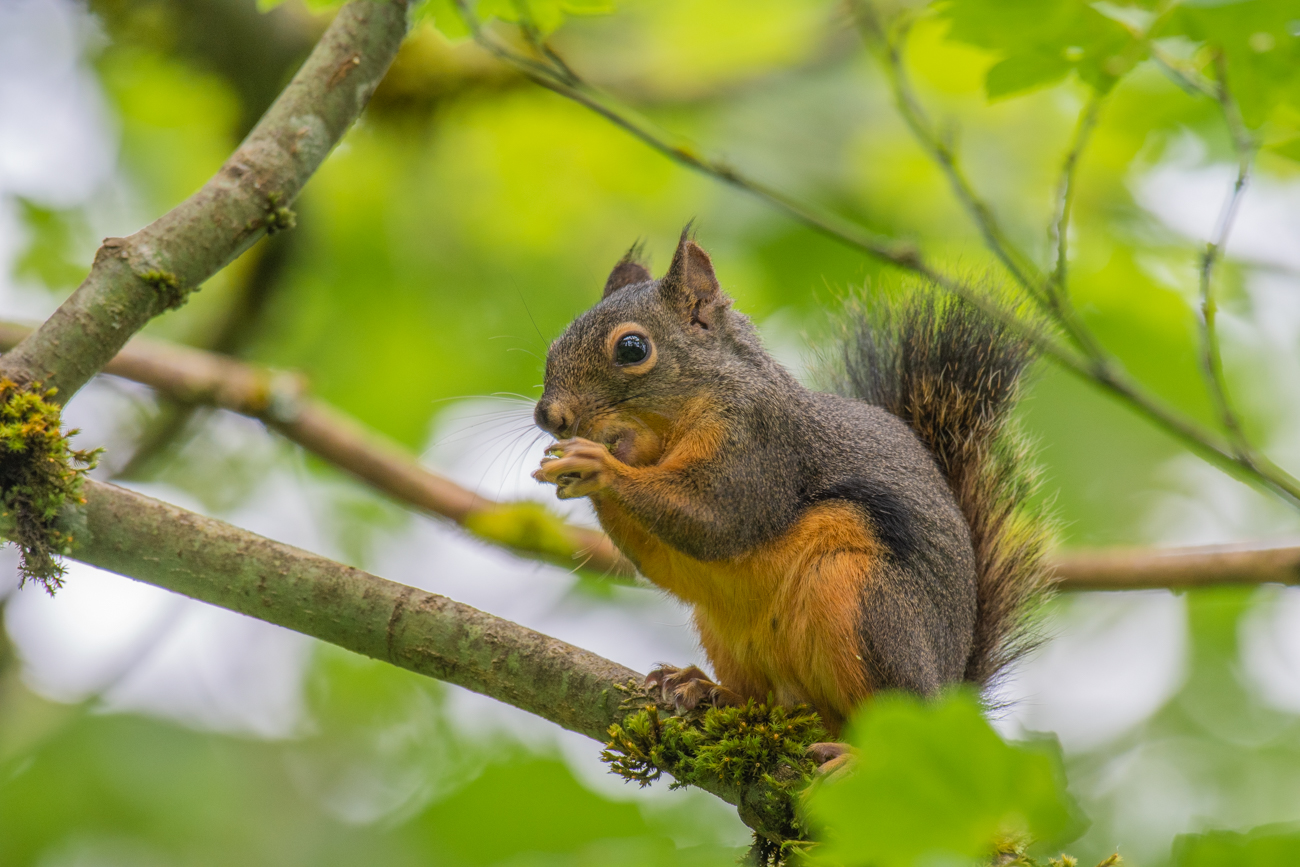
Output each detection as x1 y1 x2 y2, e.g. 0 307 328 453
1042 93 1115 362
450 3 1300 510
851 6 1046 305
1051 95 1102 300
1197 51 1256 461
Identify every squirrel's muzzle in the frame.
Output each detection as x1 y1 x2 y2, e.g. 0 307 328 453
534 395 576 438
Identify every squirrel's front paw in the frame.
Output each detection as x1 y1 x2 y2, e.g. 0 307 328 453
533 438 615 500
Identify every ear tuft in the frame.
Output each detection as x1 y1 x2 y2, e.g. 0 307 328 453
661 224 728 329
602 241 652 298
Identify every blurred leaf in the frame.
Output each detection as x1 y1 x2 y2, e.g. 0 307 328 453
938 0 1138 98
413 0 473 40
13 199 89 291
805 690 1078 867
1266 136 1300 163
1165 0 1300 129
1173 824 1300 866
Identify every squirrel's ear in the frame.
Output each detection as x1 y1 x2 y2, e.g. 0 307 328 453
602 243 652 298
661 227 728 329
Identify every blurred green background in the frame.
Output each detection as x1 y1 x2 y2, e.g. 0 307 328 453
2 0 1300 864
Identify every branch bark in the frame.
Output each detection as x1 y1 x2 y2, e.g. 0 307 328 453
1052 543 1300 591
63 477 783 821
0 322 631 579
70 478 635 739
0 0 409 402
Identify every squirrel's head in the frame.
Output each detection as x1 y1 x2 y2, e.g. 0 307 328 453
535 229 765 466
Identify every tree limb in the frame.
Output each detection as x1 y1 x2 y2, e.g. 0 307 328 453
0 0 409 402
64 477 789 825
70 478 637 740
0 321 632 580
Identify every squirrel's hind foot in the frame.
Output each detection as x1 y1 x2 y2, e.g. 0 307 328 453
645 664 742 714
807 742 855 780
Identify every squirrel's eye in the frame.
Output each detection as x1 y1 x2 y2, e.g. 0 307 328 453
614 333 650 366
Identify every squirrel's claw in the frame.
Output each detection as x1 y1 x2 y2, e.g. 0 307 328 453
645 664 742 714
533 437 615 499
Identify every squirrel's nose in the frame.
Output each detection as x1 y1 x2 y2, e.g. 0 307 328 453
534 398 575 438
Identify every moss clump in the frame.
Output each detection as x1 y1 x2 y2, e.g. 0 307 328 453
991 838 1121 867
0 380 100 594
265 192 296 235
140 268 185 310
603 697 827 863
464 500 578 561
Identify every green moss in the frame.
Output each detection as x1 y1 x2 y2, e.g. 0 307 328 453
139 268 185 311
602 697 827 864
265 192 297 235
0 380 100 594
464 500 578 561
992 838 1121 867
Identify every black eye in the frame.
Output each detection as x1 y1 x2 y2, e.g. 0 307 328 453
614 333 650 365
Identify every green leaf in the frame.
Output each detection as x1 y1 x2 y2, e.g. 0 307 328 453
985 52 1074 99
1173 825 1300 866
1165 1 1300 129
412 0 473 40
13 199 89 291
1267 136 1300 163
804 690 1079 867
939 0 1137 98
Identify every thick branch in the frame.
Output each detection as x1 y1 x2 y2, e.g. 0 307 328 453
69 478 635 739
64 478 776 822
0 322 630 579
0 0 408 402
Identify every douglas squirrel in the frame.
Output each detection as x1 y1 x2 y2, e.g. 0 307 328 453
532 229 1051 744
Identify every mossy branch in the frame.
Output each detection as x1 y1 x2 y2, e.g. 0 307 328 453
604 696 828 861
0 380 99 593
0 0 407 586
57 478 803 839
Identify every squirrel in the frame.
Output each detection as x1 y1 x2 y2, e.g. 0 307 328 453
532 228 1052 739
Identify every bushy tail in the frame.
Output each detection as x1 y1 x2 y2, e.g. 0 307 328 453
839 290 1054 690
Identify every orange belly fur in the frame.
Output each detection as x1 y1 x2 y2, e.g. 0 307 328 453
595 498 878 734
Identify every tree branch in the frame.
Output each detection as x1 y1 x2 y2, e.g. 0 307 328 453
70 478 637 739
1053 542 1300 590
851 7 1046 303
63 477 794 828
0 321 632 580
0 0 409 402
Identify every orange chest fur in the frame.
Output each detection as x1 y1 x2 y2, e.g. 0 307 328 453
595 496 879 722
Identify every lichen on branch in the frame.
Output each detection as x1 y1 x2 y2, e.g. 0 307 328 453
603 696 827 863
0 379 99 593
